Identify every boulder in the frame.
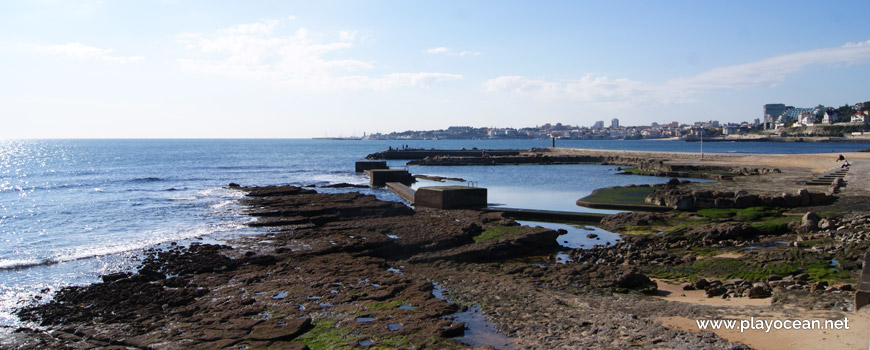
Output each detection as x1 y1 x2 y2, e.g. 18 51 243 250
615 270 658 295
706 286 727 298
800 212 820 233
693 278 711 290
748 285 772 299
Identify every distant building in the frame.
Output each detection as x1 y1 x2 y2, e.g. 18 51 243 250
611 118 619 129
822 110 840 124
763 103 787 129
447 126 474 133
592 120 604 129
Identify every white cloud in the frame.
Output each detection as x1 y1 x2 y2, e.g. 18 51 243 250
484 40 870 105
426 47 450 54
33 42 144 64
339 30 357 42
425 47 481 56
483 74 655 106
218 19 280 36
76 0 104 15
669 40 870 93
178 19 462 90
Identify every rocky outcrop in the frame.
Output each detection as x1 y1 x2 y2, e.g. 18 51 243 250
645 188 834 210
408 227 560 263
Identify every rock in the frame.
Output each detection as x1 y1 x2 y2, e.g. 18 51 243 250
795 273 810 281
767 274 782 282
724 278 745 286
615 270 657 294
693 278 711 290
811 281 828 292
439 322 465 338
748 286 772 299
833 283 853 291
101 272 132 283
800 212 819 233
818 218 832 230
706 287 727 298
249 318 311 341
682 284 696 291
586 233 598 239
685 222 757 240
797 189 811 206
682 254 696 264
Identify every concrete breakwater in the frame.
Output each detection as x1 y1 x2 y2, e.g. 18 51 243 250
366 148 525 160
381 148 777 180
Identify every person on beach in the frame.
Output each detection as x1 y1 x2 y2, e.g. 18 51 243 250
842 159 850 168
837 154 845 162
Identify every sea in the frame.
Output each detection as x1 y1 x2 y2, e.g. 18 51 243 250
1 138 867 327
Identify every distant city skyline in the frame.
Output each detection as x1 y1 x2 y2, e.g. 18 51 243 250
2 1 870 139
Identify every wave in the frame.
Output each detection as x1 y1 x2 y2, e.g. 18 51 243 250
0 258 59 271
206 165 294 171
129 177 163 183
0 222 249 272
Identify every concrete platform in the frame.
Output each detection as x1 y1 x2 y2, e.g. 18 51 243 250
415 186 487 209
365 169 414 187
355 160 388 172
386 182 415 204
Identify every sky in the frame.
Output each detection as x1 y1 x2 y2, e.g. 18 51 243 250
1 0 869 139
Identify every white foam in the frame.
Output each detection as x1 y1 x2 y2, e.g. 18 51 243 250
210 200 235 209
0 258 48 270
48 222 247 265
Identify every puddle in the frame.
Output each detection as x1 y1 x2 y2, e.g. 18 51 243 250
431 282 517 349
555 252 574 264
307 296 322 300
272 292 287 300
387 267 402 274
356 317 376 322
387 235 399 239
448 305 517 350
318 303 333 307
388 323 403 331
358 339 373 346
515 220 620 249
432 282 448 300
398 304 416 310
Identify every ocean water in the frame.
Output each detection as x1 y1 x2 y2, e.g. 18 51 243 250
1 138 867 327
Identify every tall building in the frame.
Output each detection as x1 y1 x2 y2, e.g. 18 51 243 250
592 120 604 129
611 118 619 129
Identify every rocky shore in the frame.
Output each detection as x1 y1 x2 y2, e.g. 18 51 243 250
9 184 754 349
7 149 870 349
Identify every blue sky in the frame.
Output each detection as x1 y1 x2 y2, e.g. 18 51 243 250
2 0 869 138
